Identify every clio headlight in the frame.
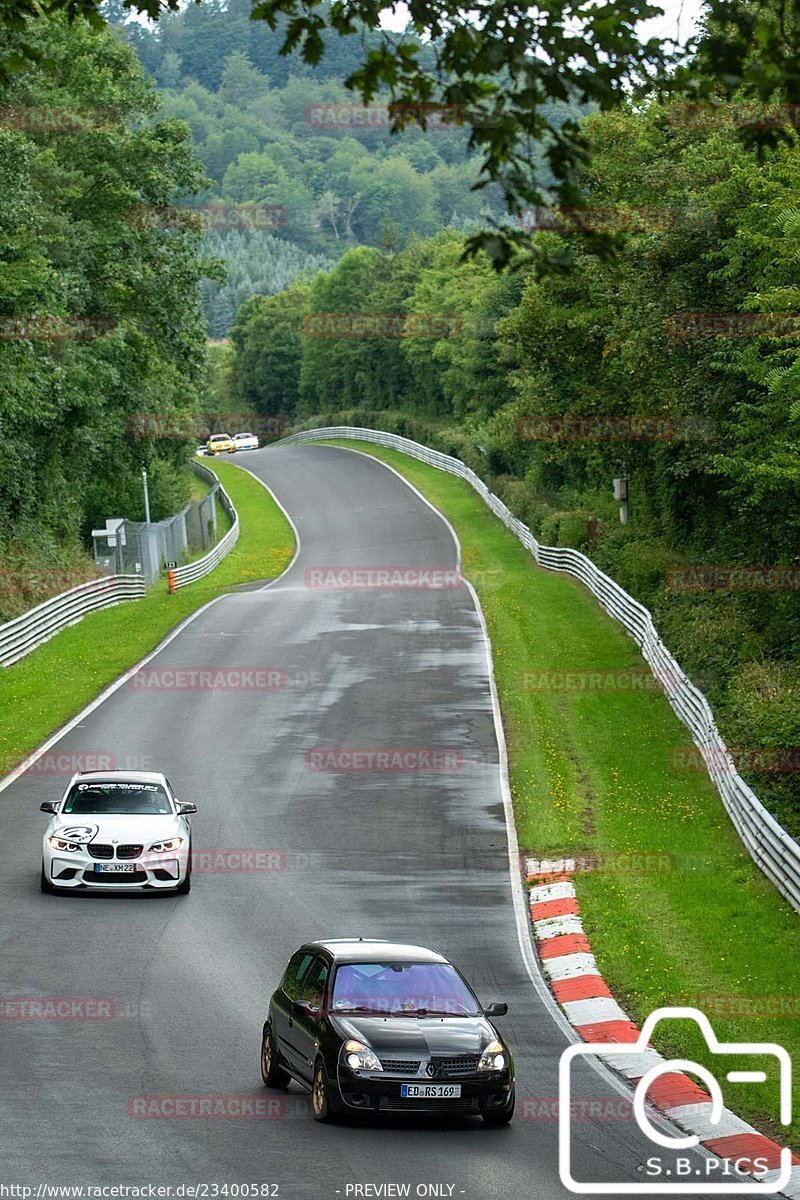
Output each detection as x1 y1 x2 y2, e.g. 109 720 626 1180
478 1040 506 1072
343 1040 382 1072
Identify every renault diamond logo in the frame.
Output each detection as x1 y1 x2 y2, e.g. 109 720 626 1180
425 1062 437 1077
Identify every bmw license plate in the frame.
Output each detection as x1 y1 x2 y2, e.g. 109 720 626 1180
94 863 136 873
401 1084 461 1099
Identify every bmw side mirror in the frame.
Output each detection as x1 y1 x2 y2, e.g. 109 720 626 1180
40 802 59 815
177 802 197 815
484 1002 508 1017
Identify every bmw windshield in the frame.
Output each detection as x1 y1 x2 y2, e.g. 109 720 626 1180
62 781 173 815
330 962 482 1016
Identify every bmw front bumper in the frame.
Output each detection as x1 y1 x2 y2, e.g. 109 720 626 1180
43 848 188 891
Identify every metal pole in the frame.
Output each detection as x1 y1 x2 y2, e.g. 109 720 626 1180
142 466 151 524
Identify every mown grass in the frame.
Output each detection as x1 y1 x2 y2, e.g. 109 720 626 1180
0 457 294 777
321 439 800 1147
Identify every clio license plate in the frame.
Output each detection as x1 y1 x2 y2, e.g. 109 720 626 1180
400 1084 461 1099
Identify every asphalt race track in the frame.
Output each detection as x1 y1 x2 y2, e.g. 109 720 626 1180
1 444 719 1199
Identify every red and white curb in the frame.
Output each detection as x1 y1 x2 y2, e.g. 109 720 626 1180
527 858 800 1197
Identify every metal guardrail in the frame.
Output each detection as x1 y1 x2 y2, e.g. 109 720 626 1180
280 426 800 913
167 460 239 591
0 575 146 668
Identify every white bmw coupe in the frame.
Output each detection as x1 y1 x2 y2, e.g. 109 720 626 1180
40 771 195 894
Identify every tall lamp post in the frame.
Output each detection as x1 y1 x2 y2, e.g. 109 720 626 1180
142 466 151 524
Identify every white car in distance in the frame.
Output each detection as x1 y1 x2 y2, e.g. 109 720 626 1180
40 771 195 894
232 431 259 451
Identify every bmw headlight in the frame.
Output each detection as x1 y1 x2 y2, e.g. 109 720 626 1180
48 836 80 853
478 1040 506 1072
148 837 184 853
343 1040 382 1072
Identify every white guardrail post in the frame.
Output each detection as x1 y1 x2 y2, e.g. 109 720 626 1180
277 426 800 914
167 460 240 592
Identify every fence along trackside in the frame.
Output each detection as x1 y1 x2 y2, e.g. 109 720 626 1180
1 462 238 664
279 426 800 914
0 575 146 668
167 460 239 591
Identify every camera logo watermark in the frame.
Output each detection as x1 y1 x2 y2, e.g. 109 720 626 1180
559 1007 792 1193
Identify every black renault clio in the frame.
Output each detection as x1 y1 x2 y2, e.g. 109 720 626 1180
260 938 515 1123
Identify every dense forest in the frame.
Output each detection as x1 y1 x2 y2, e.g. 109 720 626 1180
111 0 523 334
229 100 800 830
0 13 214 614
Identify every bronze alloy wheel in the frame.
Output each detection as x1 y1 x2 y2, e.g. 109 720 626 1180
312 1061 330 1121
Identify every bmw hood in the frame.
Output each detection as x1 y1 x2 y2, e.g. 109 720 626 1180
330 1014 498 1055
49 814 183 845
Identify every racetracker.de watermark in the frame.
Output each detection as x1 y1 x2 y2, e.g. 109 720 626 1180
669 747 800 773
191 849 285 873
668 565 800 590
0 568 102 596
667 101 800 129
677 994 800 1018
128 203 285 232
126 668 286 692
0 750 124 778
304 566 461 590
519 669 679 693
303 313 462 338
518 206 675 233
520 1096 634 1120
127 413 284 440
666 312 800 337
1 997 115 1021
526 853 676 878
0 316 115 340
128 1095 285 1119
305 102 467 130
517 415 675 441
305 748 484 772
0 106 117 132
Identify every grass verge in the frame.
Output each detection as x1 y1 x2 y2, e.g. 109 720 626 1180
319 438 800 1146
0 457 294 778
